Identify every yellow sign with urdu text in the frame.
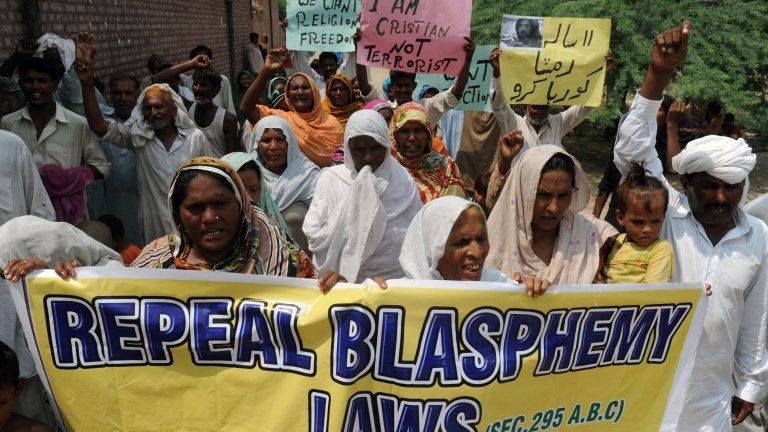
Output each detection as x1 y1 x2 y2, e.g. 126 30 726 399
9 268 706 431
500 17 612 107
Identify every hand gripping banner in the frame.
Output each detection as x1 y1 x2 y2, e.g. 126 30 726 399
8 268 707 431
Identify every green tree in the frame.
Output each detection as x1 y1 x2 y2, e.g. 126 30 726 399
471 0 768 142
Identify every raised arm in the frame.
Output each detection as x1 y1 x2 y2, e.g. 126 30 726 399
152 55 211 85
73 32 110 137
0 39 38 78
222 112 241 153
450 37 477 100
614 21 691 179
240 48 286 125
488 46 518 134
486 130 524 212
352 31 373 98
665 101 687 173
638 22 690 101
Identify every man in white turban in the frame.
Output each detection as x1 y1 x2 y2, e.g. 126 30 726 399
613 20 768 431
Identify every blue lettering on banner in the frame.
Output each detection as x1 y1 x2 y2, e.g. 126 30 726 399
44 295 316 375
45 296 690 386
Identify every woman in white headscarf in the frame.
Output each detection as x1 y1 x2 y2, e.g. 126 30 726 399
303 109 422 290
486 141 617 295
399 196 511 282
247 116 320 252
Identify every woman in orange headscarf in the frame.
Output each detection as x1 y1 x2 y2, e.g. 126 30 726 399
390 102 466 203
240 48 344 167
321 74 365 129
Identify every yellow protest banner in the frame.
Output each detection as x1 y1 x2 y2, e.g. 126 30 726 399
9 268 706 431
500 17 612 107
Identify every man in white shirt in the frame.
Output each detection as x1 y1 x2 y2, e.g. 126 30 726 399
74 33 212 244
484 48 611 209
0 130 55 226
288 50 357 98
613 21 768 431
178 45 236 115
0 57 110 181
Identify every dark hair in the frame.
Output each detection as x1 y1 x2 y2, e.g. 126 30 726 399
707 101 722 116
238 160 261 177
108 73 140 92
97 214 125 240
249 32 259 39
170 170 233 216
660 95 675 113
474 172 491 195
0 341 19 388
192 66 222 87
540 153 576 187
724 113 735 122
318 52 339 65
389 70 417 84
515 18 540 40
17 56 63 83
190 45 213 59
617 161 668 214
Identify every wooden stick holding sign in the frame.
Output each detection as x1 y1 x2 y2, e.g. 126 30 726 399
357 0 472 76
499 16 611 107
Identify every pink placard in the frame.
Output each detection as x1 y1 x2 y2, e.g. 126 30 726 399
357 0 472 77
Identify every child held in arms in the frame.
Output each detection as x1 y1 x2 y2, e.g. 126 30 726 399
599 162 674 283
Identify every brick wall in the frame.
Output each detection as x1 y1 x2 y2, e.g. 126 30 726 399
0 0 251 82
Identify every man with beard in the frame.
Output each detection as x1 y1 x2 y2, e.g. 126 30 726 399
74 32 211 244
615 21 768 431
484 47 612 210
85 73 143 245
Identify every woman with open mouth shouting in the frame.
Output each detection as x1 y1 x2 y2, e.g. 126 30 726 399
131 157 313 278
397 196 511 284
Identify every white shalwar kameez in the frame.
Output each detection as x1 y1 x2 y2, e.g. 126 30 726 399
102 84 212 244
614 92 768 432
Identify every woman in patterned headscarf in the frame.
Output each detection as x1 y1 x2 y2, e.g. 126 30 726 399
131 157 313 277
390 102 466 203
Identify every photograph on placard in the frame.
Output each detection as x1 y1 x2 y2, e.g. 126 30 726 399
500 15 544 49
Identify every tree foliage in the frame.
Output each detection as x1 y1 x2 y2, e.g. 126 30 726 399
471 0 768 141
